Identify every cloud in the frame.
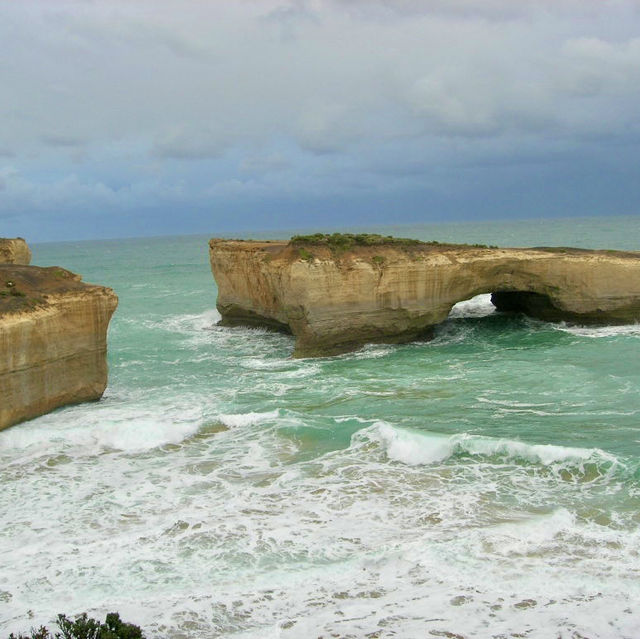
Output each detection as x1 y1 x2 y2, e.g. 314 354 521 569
41 134 85 148
239 152 290 174
1 0 639 239
2 0 640 154
558 37 640 97
294 103 362 153
152 125 230 160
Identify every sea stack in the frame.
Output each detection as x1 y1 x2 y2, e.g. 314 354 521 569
0 240 118 431
209 234 640 358
0 237 32 265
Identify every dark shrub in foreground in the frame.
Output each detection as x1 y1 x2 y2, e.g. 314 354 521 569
8 613 144 639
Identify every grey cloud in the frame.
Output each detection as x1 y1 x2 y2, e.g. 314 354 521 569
152 125 231 160
1 0 640 241
0 165 192 218
58 9 215 60
41 134 85 148
239 153 290 174
557 37 640 97
2 1 639 156
261 0 321 40
294 103 363 153
407 75 502 137
331 0 580 21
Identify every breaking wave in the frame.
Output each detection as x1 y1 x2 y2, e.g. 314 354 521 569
357 422 622 477
553 322 640 338
448 293 496 318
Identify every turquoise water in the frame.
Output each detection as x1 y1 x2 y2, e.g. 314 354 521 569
1 216 639 638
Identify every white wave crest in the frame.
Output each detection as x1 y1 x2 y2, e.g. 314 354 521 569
554 322 640 338
0 403 283 462
0 402 204 457
360 422 618 469
217 409 280 428
152 309 222 334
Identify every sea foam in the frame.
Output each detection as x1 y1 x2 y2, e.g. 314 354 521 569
448 293 496 318
0 401 205 458
554 322 640 338
218 409 280 429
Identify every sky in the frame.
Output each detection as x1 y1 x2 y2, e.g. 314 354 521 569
1 0 640 242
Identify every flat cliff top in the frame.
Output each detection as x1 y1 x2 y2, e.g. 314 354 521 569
0 264 114 315
210 239 289 252
210 234 640 261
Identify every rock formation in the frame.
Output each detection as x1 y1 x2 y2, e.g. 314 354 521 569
0 263 118 431
0 237 32 265
209 235 640 357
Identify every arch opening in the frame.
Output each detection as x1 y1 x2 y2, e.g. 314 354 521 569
490 291 565 322
447 293 496 319
447 290 565 323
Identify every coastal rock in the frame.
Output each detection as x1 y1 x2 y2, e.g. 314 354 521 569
0 237 32 265
0 265 118 431
209 237 640 357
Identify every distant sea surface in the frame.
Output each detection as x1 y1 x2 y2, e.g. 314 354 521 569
1 215 639 638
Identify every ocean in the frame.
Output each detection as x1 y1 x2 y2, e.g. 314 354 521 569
1 215 639 638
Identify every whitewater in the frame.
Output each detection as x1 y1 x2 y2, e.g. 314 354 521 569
1 217 639 638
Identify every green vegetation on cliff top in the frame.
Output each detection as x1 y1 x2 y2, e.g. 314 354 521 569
290 233 497 251
290 233 425 249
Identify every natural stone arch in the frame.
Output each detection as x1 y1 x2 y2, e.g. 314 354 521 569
210 239 640 357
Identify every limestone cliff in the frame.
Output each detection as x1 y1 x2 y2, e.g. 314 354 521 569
210 236 640 357
0 265 118 431
0 238 32 265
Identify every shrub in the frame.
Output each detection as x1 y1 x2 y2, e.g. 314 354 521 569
289 233 504 251
290 233 423 251
7 612 144 639
8 627 50 639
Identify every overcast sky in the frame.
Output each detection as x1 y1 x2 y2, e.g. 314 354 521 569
1 0 640 241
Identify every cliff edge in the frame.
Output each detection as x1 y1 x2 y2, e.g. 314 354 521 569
209 234 640 357
0 264 118 431
0 237 32 265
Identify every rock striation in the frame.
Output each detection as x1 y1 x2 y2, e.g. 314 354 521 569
0 263 118 431
0 237 32 265
210 235 640 357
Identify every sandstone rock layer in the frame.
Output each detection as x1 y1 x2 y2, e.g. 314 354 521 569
0 238 32 265
210 239 640 357
0 265 118 431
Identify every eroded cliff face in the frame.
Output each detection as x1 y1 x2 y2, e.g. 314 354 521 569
0 238 32 265
210 239 640 357
0 265 118 431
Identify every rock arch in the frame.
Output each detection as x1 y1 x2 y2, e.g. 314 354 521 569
210 239 640 357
